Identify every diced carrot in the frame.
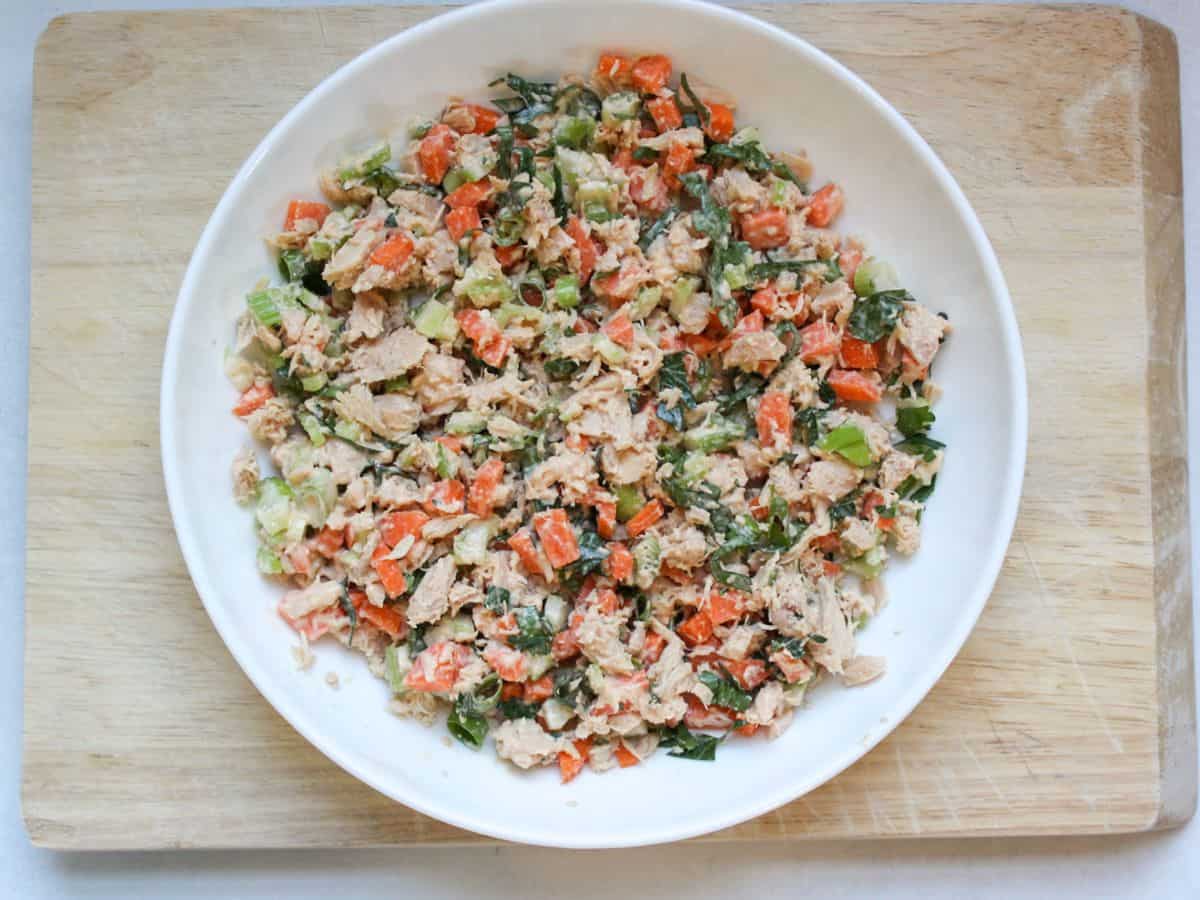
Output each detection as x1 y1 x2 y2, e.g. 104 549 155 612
641 631 666 664
771 649 812 684
625 498 664 537
606 542 633 582
371 543 409 598
629 166 670 214
748 496 769 521
734 723 760 737
706 592 742 626
483 640 527 681
704 102 735 142
822 560 842 577
588 588 619 616
612 148 635 172
565 215 598 284
646 95 683 132
456 309 511 368
478 333 512 368
283 200 331 232
631 54 672 93
828 368 883 403
286 543 313 577
369 232 415 271
468 457 505 517
595 53 634 88
551 627 580 661
812 533 841 554
405 641 471 692
424 479 466 516
734 309 764 334
564 433 590 452
840 335 879 369
682 332 720 356
494 243 524 270
500 681 524 701
351 592 409 639
508 528 543 573
314 526 345 557
381 509 430 547
662 141 695 190
558 737 593 783
806 183 844 227
418 123 456 184
740 207 790 250
755 390 793 449
445 180 493 209
684 693 735 730
434 435 464 453
595 501 617 540
838 245 863 286
447 102 501 135
798 319 842 362
524 675 554 703
602 312 635 349
901 349 929 382
722 658 769 691
445 206 481 242
614 743 641 768
677 612 714 646
532 508 581 568
750 286 778 317
232 383 274 416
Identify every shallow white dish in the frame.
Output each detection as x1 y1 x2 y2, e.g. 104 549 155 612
160 0 1027 848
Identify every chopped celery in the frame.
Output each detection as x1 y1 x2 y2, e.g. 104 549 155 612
308 236 335 261
445 410 486 434
683 415 744 453
385 645 412 695
614 485 644 522
817 424 871 466
413 299 460 340
582 200 613 223
844 553 885 580
853 258 901 297
246 289 282 327
334 419 369 444
633 535 662 582
426 613 476 644
462 272 515 308
680 451 711 482
543 595 569 632
553 116 596 150
395 441 426 471
550 275 581 309
769 179 789 207
430 440 459 479
278 248 309 282
723 263 749 291
628 285 662 321
526 653 554 681
540 697 574 730
300 372 327 393
255 477 293 535
494 302 546 329
782 682 809 708
593 334 628 365
384 375 410 392
730 126 761 147
454 521 494 566
669 277 701 318
554 146 604 195
256 545 283 575
601 91 641 125
338 142 390 180
294 469 336 527
299 413 328 448
442 167 472 193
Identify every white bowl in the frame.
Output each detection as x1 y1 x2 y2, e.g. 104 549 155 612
161 0 1027 848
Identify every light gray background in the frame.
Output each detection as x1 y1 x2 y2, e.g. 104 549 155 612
3 1 1197 896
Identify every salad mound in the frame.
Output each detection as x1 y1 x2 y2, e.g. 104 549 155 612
227 50 949 780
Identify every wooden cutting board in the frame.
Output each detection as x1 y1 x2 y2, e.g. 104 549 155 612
23 3 1194 848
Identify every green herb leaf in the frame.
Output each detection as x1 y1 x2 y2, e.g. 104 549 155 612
658 352 696 408
698 670 753 712
338 580 358 646
659 722 720 761
543 357 580 380
498 698 540 719
896 403 935 437
509 606 553 654
848 290 908 342
558 529 610 588
749 257 842 283
795 408 825 446
678 73 710 126
895 434 945 461
484 586 511 614
639 205 678 251
447 703 489 750
817 423 872 466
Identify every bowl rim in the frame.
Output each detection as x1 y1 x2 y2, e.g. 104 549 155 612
160 0 1028 848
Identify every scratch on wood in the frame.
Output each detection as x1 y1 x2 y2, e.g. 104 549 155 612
893 744 922 834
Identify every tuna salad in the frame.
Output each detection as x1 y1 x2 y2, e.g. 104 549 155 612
226 51 949 780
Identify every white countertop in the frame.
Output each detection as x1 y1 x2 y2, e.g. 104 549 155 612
3 1 1198 896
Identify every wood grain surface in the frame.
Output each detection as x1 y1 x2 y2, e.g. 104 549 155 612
23 3 1194 848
